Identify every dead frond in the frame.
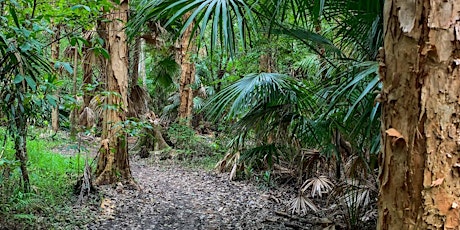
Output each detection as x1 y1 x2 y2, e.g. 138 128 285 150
341 179 377 209
288 193 319 215
215 151 240 173
89 94 105 119
301 175 334 198
344 154 369 178
128 85 150 118
79 107 96 128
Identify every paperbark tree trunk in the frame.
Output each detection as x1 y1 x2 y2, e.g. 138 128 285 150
379 0 460 229
95 0 132 185
177 13 196 124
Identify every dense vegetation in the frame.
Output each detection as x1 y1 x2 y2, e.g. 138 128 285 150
4 0 441 229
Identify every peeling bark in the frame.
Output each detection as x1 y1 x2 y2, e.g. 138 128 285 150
379 0 460 229
95 0 132 185
177 13 196 124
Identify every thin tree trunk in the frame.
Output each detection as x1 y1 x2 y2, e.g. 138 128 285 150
177 13 196 124
139 38 147 89
51 24 60 132
95 0 132 185
131 37 140 88
259 50 276 73
82 30 95 109
14 105 29 192
379 0 460 229
70 46 78 138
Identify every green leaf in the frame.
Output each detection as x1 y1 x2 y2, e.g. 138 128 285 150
24 76 36 91
70 37 77 46
14 74 24 84
19 42 31 52
94 47 110 59
46 94 57 107
9 6 20 27
71 5 91 12
54 62 74 74
62 63 73 74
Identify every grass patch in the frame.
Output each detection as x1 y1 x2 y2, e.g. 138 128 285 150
0 130 94 229
180 152 224 171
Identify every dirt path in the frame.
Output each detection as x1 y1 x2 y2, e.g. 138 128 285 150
87 158 305 230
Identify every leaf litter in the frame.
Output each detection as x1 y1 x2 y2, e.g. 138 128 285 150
85 157 332 230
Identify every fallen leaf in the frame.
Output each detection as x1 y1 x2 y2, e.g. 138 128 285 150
431 177 444 187
447 153 453 158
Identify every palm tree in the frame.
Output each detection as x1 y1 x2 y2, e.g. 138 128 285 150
129 0 383 226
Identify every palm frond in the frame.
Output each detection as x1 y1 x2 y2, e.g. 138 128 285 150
323 0 384 60
204 72 314 120
289 193 319 215
152 55 180 88
129 0 255 55
301 175 334 198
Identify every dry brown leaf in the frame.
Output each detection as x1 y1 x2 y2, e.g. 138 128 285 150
100 198 115 219
385 128 403 138
229 163 237 181
101 139 109 150
385 128 406 145
431 177 444 187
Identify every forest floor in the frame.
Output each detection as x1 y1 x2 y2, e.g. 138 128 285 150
83 156 333 230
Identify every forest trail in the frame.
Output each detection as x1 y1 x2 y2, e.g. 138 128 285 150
87 157 305 230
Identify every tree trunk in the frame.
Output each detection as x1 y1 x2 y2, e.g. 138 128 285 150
139 38 147 89
51 24 60 132
128 38 149 118
177 13 196 124
14 104 29 192
259 49 276 73
95 0 132 185
70 46 78 138
379 0 460 229
82 30 95 109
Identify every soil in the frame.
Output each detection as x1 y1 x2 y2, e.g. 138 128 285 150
85 157 328 230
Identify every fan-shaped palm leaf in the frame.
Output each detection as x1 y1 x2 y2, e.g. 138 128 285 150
203 72 315 121
301 175 334 198
129 0 255 55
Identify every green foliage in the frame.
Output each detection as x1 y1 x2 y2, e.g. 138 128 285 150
128 0 255 55
166 121 228 168
0 133 92 229
167 122 196 151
